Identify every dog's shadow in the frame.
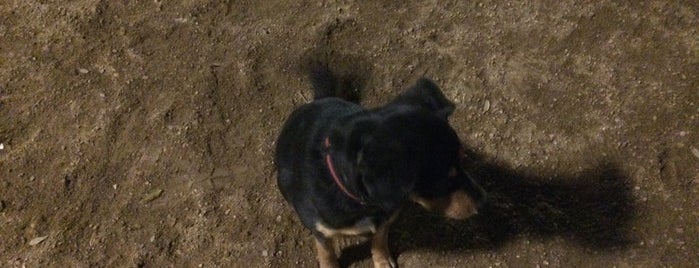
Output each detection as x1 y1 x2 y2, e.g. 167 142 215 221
339 153 636 267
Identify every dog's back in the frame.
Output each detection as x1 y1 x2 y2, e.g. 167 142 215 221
275 66 363 210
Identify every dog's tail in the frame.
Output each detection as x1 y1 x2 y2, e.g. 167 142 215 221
308 64 362 103
309 64 338 100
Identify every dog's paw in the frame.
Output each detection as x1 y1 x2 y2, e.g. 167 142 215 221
318 259 340 268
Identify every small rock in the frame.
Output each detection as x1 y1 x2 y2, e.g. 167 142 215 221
29 235 48 246
142 189 163 203
275 215 282 222
262 250 269 257
691 147 699 160
78 68 89 74
483 100 491 112
0 143 4 150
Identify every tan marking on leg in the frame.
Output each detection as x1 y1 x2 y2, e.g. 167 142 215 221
371 212 399 268
315 237 339 268
314 218 376 238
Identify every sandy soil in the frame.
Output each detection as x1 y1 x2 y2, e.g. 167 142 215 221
1 1 697 267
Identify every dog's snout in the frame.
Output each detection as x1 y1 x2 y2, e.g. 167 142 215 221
412 189 486 220
446 174 487 219
443 191 479 220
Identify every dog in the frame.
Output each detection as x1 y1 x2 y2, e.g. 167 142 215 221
275 66 486 268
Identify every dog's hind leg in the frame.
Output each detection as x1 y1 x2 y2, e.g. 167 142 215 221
314 237 339 268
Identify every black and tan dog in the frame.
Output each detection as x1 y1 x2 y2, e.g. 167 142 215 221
275 66 486 268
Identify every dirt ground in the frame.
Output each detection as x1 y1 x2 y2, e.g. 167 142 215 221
1 1 697 267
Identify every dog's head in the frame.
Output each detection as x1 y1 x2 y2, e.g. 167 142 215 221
408 137 487 220
353 78 486 219
388 78 456 120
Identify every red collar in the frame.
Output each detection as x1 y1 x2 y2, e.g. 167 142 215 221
324 137 363 203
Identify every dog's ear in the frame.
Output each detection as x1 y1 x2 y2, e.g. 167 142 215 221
357 139 416 211
389 78 455 120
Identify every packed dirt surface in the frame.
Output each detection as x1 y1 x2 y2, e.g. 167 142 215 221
1 1 698 267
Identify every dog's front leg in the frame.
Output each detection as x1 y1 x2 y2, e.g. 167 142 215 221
314 237 339 268
371 212 400 268
370 223 396 268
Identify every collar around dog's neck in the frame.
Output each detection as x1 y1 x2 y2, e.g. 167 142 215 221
324 137 364 204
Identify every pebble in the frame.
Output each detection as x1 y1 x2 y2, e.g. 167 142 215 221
142 189 163 203
0 143 4 150
691 147 699 160
78 68 89 74
29 235 48 246
483 100 491 112
262 250 269 257
275 215 282 222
